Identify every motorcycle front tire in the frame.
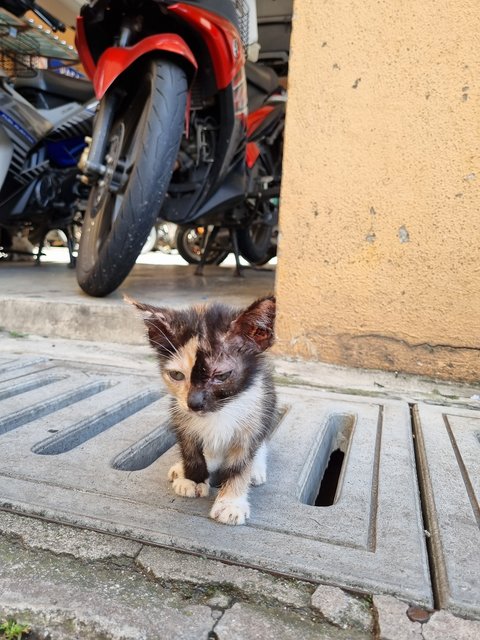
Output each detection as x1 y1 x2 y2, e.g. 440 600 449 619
76 58 187 297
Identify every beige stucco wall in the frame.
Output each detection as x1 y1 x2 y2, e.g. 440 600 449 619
275 0 480 381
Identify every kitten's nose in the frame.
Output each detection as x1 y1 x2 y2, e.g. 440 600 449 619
187 390 206 412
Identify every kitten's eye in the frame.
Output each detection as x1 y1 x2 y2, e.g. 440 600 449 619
168 370 185 381
214 371 232 382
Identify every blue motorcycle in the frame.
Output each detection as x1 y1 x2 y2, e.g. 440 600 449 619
0 0 94 265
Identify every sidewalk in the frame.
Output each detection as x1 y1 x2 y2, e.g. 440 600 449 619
0 253 479 639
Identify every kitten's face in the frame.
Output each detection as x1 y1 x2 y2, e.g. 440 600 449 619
127 296 275 415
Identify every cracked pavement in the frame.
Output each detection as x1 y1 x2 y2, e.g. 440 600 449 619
0 511 363 640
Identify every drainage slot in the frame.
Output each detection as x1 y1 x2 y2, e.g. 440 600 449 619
0 380 111 437
32 390 161 455
0 375 67 402
315 448 345 506
299 413 355 506
112 424 176 471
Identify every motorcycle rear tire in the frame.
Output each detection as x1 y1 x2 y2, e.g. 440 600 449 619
237 152 278 265
176 226 230 265
76 58 187 297
237 225 274 265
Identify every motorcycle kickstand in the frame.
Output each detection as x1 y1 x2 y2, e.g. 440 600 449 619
229 228 243 278
64 225 76 269
35 233 47 266
194 226 220 276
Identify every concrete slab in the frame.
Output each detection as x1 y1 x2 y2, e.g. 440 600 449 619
0 250 275 344
413 404 480 619
213 602 361 640
0 510 369 640
0 355 432 607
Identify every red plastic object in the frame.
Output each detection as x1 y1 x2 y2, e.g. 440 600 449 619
168 3 244 90
246 141 261 168
247 105 275 138
93 34 197 98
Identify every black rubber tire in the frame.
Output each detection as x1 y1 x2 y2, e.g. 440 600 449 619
175 226 229 265
76 58 187 296
237 221 274 265
237 153 279 265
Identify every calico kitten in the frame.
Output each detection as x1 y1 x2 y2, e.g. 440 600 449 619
127 295 276 525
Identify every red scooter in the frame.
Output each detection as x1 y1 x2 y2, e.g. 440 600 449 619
75 0 285 296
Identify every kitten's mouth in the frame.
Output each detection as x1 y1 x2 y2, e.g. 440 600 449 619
189 408 208 416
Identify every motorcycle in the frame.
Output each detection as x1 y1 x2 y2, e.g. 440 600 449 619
0 0 95 265
75 0 285 295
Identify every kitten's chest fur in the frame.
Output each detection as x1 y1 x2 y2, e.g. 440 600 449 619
173 371 269 455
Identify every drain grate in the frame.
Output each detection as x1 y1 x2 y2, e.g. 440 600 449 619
413 404 480 619
0 356 432 607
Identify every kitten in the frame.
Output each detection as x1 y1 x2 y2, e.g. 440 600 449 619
126 295 277 525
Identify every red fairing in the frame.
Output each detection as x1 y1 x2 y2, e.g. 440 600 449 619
246 142 260 168
247 105 275 138
75 16 96 80
167 3 244 90
93 34 197 98
245 106 276 168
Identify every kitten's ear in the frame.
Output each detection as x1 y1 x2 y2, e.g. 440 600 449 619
228 296 276 352
124 296 175 356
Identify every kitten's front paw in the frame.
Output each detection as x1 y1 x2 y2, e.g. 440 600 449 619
172 478 198 498
195 481 210 498
168 462 184 482
250 469 267 486
210 497 250 525
172 478 209 498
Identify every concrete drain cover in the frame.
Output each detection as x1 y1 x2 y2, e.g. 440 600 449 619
414 404 480 618
0 356 431 606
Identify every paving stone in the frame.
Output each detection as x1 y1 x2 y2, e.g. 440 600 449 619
414 404 480 618
213 602 364 640
311 584 373 631
136 546 313 609
0 536 213 640
373 595 422 640
0 356 432 607
422 610 480 640
0 511 141 561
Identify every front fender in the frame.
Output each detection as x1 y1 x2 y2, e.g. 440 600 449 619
93 34 197 99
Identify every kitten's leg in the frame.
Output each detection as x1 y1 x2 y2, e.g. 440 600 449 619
168 461 184 482
250 441 267 486
169 437 209 498
210 460 252 526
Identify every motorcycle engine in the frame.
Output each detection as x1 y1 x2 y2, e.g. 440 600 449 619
33 173 58 208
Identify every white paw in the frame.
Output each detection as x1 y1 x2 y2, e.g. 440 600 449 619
168 462 184 482
195 481 210 497
250 469 267 486
172 478 197 497
172 478 209 498
210 497 250 525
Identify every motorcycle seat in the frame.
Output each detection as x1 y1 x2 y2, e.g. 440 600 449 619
246 61 280 112
246 61 279 96
14 70 94 104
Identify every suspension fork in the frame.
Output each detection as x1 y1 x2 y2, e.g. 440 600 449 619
78 91 122 181
78 17 138 182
